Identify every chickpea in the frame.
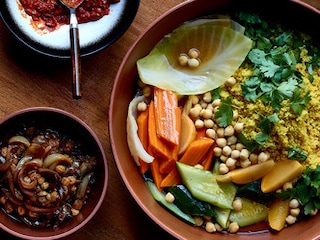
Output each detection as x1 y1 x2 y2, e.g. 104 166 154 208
258 152 269 163
228 222 239 233
231 149 240 159
226 158 237 170
224 125 235 137
222 146 232 156
215 223 223 232
71 208 80 216
201 109 213 119
189 107 201 119
220 155 228 163
216 128 225 138
227 136 237 145
188 58 200 68
240 149 250 160
233 110 239 120
203 119 214 128
283 182 293 190
190 95 199 105
289 199 300 209
249 153 258 164
234 122 244 133
212 99 221 107
206 128 216 139
235 143 245 151
203 92 212 103
286 215 297 225
195 119 204 129
194 164 204 170
232 198 242 211
219 163 229 174
137 101 147 112
165 192 175 203
216 138 227 148
225 76 236 87
188 48 200 59
178 54 189 66
194 216 204 226
290 208 300 217
240 158 251 168
213 147 222 157
205 221 216 233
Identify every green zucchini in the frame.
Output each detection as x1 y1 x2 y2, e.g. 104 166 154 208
176 162 237 209
229 197 269 227
146 181 195 225
168 185 216 217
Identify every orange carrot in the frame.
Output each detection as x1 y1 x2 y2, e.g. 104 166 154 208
201 144 216 170
137 110 150 174
179 138 215 166
148 101 170 159
160 168 181 187
150 157 165 191
153 87 181 146
148 100 178 173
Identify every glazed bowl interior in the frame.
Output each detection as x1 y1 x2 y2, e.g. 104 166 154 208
0 107 108 239
109 0 320 239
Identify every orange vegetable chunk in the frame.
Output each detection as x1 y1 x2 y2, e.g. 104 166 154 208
153 87 181 146
150 157 165 191
137 109 150 174
261 159 303 193
179 138 214 166
178 113 196 155
268 198 290 231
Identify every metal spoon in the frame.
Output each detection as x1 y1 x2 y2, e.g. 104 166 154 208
59 0 84 99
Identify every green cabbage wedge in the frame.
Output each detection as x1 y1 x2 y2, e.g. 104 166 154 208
137 18 252 95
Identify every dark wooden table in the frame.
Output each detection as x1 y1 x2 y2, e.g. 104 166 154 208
0 0 319 239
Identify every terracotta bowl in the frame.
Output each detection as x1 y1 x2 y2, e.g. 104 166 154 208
109 0 320 239
0 107 108 239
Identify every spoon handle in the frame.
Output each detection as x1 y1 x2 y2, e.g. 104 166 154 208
70 9 81 99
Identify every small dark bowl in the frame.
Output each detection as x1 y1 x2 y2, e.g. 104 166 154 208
0 107 108 239
109 0 320 239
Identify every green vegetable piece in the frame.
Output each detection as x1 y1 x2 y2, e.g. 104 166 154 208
229 197 268 227
237 180 275 204
169 185 216 217
212 206 231 229
137 18 252 95
146 181 195 225
176 162 237 209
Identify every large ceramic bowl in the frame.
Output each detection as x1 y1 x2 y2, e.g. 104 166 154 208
109 0 320 239
0 107 108 240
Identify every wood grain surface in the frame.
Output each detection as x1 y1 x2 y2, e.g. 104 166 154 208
0 0 319 239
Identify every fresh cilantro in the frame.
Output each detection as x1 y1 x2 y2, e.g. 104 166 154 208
235 11 319 116
258 113 279 134
214 97 233 127
277 166 320 215
289 89 311 115
288 148 308 161
211 88 222 100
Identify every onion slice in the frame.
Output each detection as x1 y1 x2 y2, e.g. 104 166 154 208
127 95 154 166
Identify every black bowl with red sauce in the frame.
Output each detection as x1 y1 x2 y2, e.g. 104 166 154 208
0 0 139 58
0 107 108 239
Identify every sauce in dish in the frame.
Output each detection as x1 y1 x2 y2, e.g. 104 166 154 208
18 0 120 32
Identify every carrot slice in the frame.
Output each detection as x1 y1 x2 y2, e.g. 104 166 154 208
160 168 181 187
179 138 215 166
137 110 150 174
154 87 181 146
148 101 170 159
159 144 178 174
201 144 215 170
150 157 165 191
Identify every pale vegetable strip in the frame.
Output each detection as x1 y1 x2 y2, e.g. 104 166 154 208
127 96 154 165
